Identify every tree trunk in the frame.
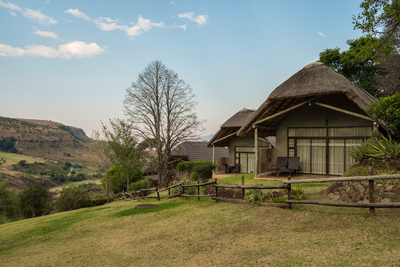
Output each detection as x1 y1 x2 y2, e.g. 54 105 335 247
126 170 130 192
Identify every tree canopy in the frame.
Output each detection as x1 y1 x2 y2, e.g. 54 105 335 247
319 36 380 97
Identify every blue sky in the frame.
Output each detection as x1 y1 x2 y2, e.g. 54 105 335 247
0 0 365 137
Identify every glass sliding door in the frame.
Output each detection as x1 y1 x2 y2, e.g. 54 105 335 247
297 139 311 173
329 139 345 175
312 139 326 174
289 127 372 175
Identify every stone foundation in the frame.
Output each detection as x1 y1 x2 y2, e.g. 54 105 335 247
320 181 400 203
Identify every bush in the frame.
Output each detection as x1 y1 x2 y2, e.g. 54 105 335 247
192 161 216 181
0 182 20 221
91 198 107 207
291 186 304 200
191 171 199 182
25 168 33 174
344 166 369 177
245 188 266 202
272 195 287 203
177 160 216 181
129 180 150 192
55 186 91 212
171 179 197 195
19 183 53 218
18 160 27 167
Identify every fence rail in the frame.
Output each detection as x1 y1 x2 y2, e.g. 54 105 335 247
117 172 400 216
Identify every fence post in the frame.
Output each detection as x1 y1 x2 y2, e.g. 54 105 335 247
168 187 171 197
215 178 218 203
287 173 292 209
197 180 200 200
242 175 245 200
157 186 160 201
182 183 185 195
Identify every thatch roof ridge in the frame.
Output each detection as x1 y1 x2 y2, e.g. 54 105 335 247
221 108 255 128
237 63 377 137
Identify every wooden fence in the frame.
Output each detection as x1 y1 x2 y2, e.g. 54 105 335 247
283 174 400 215
118 173 400 215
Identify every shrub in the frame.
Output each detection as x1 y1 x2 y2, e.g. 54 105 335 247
272 195 287 203
18 160 27 167
0 182 20 221
291 186 304 200
177 160 216 181
129 180 150 192
171 179 197 195
55 186 91 212
25 168 33 174
91 198 107 207
245 188 266 202
19 183 53 218
191 171 199 182
344 166 369 177
192 161 216 181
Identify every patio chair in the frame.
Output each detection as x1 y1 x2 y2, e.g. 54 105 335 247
234 164 241 173
280 157 300 177
266 157 287 178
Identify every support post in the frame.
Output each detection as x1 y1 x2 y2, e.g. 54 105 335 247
242 175 245 200
198 180 200 201
215 178 218 203
254 127 258 178
368 165 375 215
287 173 292 209
212 145 215 175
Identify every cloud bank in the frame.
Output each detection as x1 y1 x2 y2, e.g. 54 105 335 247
0 41 106 58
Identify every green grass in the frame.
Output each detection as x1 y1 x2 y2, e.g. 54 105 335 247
0 151 45 165
2 197 400 266
49 179 102 192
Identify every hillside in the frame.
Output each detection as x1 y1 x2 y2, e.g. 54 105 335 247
0 116 92 163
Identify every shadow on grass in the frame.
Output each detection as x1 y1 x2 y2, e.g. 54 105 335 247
112 201 183 218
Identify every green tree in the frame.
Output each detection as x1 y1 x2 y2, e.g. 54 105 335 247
19 183 53 218
353 0 400 57
102 119 142 192
55 186 91 212
319 36 380 96
0 182 20 221
102 165 142 194
367 91 400 139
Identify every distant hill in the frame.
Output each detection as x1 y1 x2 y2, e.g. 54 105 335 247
0 116 92 163
199 133 215 142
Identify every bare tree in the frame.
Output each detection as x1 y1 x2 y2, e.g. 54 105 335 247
375 54 400 96
124 61 203 187
101 118 142 192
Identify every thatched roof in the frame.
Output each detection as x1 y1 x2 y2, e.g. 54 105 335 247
237 62 377 137
206 109 255 147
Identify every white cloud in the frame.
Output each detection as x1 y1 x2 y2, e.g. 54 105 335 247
23 8 57 25
95 15 164 37
59 41 105 58
0 44 25 57
0 0 22 11
65 8 90 21
0 41 106 58
170 2 176 4
126 16 164 36
34 30 60 39
178 12 208 26
318 32 325 37
8 10 16 16
170 23 186 31
0 1 57 25
94 17 127 31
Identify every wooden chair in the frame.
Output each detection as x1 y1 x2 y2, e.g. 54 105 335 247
266 157 287 178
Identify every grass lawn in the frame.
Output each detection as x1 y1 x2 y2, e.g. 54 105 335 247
49 179 102 192
2 182 400 266
0 151 45 165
